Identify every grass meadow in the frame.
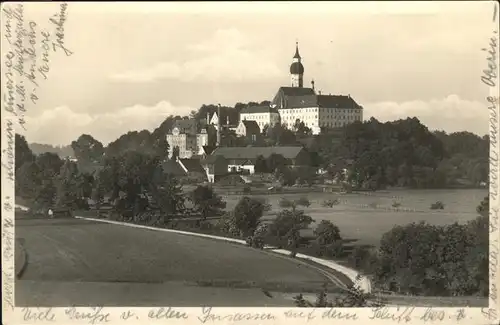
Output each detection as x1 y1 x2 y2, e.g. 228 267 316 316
219 188 488 247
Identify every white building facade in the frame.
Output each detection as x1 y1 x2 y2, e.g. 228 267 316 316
166 119 211 159
239 105 280 130
166 128 197 159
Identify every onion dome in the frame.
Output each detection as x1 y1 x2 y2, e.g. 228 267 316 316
290 61 304 74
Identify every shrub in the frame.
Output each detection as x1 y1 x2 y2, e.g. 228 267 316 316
293 280 383 307
430 201 445 210
322 198 340 208
108 211 124 221
314 220 342 246
215 213 240 236
348 245 378 272
296 196 311 208
309 240 344 258
279 197 294 209
199 220 213 231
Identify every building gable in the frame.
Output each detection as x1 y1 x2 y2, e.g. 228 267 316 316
271 87 315 109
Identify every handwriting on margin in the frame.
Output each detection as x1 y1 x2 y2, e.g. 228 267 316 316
148 307 189 320
64 307 111 324
481 32 498 88
283 309 317 322
321 308 358 320
49 3 73 56
197 307 275 323
120 310 138 321
2 2 73 126
22 308 56 322
369 306 415 323
1 120 15 183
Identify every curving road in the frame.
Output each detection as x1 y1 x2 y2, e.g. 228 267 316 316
15 217 339 307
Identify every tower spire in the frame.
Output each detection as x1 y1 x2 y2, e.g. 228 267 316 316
294 41 301 59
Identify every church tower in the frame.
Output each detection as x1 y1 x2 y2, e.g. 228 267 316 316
290 42 304 88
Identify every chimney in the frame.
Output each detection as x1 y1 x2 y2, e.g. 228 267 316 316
318 90 322 95
216 104 221 146
226 116 229 125
207 111 210 124
311 79 315 91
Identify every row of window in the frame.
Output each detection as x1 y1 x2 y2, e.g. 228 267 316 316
281 114 361 121
282 115 318 120
280 108 361 114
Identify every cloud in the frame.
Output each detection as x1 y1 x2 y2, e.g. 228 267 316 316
23 101 194 146
364 94 489 136
109 28 281 83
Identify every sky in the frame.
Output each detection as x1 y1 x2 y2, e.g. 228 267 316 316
3 1 497 145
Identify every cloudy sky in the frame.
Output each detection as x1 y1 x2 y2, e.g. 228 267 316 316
6 2 496 145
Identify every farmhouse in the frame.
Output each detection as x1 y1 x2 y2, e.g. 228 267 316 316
207 146 310 175
201 154 228 183
235 120 261 142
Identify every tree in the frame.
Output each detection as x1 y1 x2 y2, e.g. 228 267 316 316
374 209 489 297
95 151 163 215
312 220 343 258
254 155 268 173
105 129 169 160
172 146 180 160
15 134 34 170
293 119 312 138
71 134 104 164
36 152 64 176
15 161 41 200
314 220 341 246
476 196 489 217
269 209 314 239
149 171 185 218
348 246 377 271
266 153 287 173
33 178 57 211
278 197 310 211
190 185 226 220
91 174 106 209
232 196 266 236
55 160 81 209
15 153 62 210
266 124 297 146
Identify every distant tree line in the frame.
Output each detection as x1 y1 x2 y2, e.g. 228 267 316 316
310 117 489 190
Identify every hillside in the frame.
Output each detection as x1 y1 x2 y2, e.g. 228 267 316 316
29 143 74 158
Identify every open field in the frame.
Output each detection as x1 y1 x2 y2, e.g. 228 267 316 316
221 188 488 246
15 216 339 306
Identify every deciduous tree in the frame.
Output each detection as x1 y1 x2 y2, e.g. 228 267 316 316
190 185 226 220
